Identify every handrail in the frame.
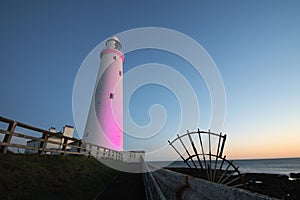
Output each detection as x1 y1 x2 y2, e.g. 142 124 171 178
0 116 122 160
0 116 49 133
141 156 165 200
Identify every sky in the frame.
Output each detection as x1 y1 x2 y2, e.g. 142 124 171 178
0 0 299 160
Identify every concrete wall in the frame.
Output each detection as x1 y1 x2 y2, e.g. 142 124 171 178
150 166 278 200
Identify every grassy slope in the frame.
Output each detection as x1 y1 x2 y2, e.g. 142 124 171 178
0 154 119 200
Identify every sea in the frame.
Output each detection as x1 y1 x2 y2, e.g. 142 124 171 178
151 157 300 175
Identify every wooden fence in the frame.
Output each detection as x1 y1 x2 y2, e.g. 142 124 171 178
0 116 122 160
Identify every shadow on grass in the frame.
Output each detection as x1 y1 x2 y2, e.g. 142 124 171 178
0 153 119 200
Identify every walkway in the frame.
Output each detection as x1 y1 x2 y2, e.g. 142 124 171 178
96 172 146 200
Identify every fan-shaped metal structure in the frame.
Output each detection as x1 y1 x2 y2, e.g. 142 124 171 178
168 129 246 188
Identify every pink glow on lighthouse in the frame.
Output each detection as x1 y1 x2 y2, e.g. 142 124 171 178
83 36 124 151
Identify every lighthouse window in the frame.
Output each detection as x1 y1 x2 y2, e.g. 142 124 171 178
109 93 114 99
119 70 122 76
113 56 117 60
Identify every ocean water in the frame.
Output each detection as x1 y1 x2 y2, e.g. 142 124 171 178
154 157 300 175
233 157 300 175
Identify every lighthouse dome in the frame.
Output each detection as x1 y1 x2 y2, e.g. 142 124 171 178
106 36 122 50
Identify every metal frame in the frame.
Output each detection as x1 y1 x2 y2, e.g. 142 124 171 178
168 129 246 188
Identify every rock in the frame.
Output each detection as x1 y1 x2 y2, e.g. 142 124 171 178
290 173 300 179
278 174 288 179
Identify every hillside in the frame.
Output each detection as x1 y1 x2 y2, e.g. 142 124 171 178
0 154 119 200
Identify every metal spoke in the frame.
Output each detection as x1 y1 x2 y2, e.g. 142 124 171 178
168 140 191 168
188 130 203 170
217 160 233 184
198 129 209 179
168 129 246 189
208 129 212 181
213 132 222 182
177 134 197 168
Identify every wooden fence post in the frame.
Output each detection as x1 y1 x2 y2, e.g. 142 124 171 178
0 121 17 154
38 132 48 155
88 144 92 158
96 146 100 157
77 140 82 153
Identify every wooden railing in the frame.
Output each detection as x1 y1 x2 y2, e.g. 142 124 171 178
0 116 122 160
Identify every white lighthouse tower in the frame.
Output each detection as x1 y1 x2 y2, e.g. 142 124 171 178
83 36 124 151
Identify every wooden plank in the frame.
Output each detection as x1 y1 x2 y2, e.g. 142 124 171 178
0 129 44 142
0 142 90 156
0 121 17 154
0 116 47 133
0 116 81 142
0 142 39 151
0 116 14 124
0 129 83 149
1 130 77 145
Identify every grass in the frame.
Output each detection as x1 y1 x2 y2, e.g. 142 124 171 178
0 153 119 200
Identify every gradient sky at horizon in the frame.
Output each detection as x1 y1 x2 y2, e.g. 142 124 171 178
0 1 299 160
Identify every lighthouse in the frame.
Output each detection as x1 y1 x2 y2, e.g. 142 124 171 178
83 36 124 151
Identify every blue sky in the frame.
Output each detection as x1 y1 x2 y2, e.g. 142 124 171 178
0 1 299 159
